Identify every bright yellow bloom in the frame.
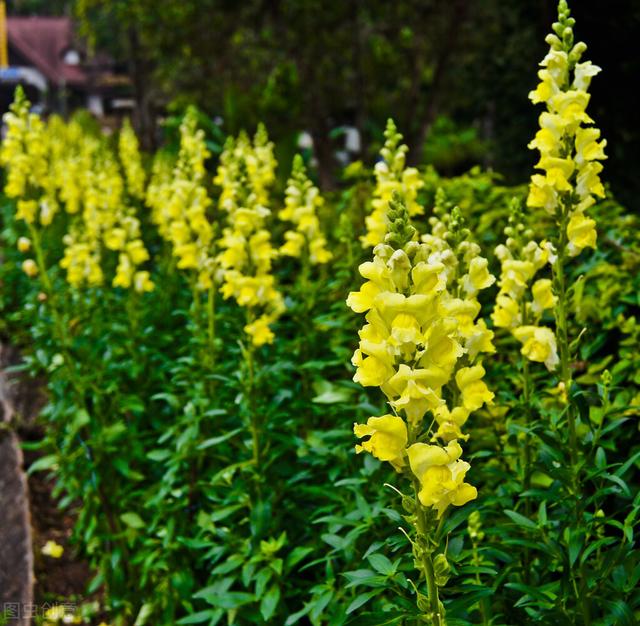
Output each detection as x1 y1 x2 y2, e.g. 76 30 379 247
41 540 64 558
408 440 477 517
244 314 276 347
354 414 408 471
513 325 559 371
147 109 211 289
531 278 557 315
456 364 494 411
492 294 521 329
462 257 496 297
567 211 597 256
22 259 38 277
349 196 491 520
17 236 31 252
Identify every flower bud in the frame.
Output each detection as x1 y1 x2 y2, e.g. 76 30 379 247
17 236 31 252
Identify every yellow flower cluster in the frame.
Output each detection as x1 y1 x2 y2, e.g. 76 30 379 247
527 0 606 256
214 128 284 346
0 87 58 226
63 138 152 292
118 119 146 200
1 90 153 291
147 108 214 289
492 210 559 371
349 196 495 517
279 154 332 265
361 119 424 248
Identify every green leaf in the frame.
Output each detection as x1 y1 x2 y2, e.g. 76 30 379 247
120 512 145 529
260 585 281 621
133 603 154 626
367 553 396 576
27 454 58 475
503 510 537 530
177 610 220 624
346 590 380 614
568 530 584 566
198 591 255 610
197 428 243 450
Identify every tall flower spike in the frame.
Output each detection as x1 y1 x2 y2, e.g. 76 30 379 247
349 194 493 514
348 195 495 621
279 155 332 265
147 108 214 290
492 199 558 370
527 0 606 257
215 128 284 347
118 119 146 201
361 119 424 248
0 87 58 226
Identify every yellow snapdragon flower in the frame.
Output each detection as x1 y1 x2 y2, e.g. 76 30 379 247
215 128 284 346
279 155 332 264
147 109 212 289
493 204 559 371
118 119 146 200
527 0 606 256
350 195 494 518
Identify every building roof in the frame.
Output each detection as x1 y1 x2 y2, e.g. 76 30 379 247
7 17 87 86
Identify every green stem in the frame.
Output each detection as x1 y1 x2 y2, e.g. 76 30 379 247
243 315 262 501
412 481 443 626
206 285 216 370
553 200 578 470
519 300 534 582
554 197 590 626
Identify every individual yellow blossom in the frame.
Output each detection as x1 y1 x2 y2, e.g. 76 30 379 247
456 364 495 411
462 257 496 297
104 227 127 251
407 439 462 476
22 259 38 277
531 278 557 314
42 539 64 558
499 259 536 300
17 236 31 252
432 406 471 442
466 319 496 360
133 271 155 293
45 606 67 621
513 325 559 371
244 314 276 347
492 294 520 329
16 199 38 224
567 210 597 257
354 414 408 470
408 440 477 518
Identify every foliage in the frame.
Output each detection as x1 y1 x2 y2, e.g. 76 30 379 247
1 4 639 624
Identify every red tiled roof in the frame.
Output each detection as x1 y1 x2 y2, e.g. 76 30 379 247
7 17 87 86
